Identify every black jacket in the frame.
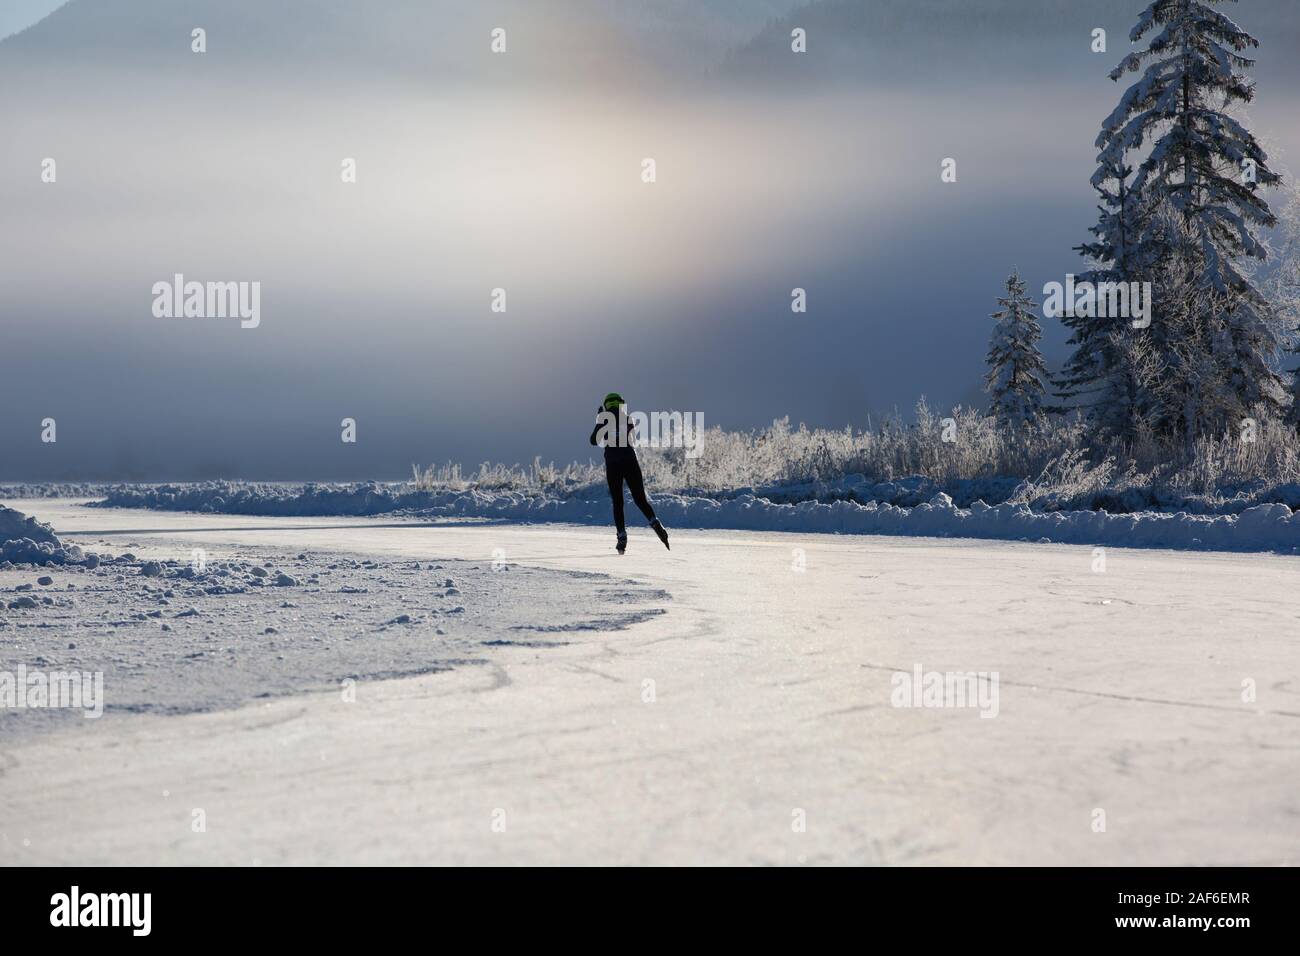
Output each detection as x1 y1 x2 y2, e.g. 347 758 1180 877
590 408 638 459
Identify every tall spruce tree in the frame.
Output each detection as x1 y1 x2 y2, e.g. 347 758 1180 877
985 272 1048 427
1064 0 1286 438
1264 184 1300 425
1059 154 1150 418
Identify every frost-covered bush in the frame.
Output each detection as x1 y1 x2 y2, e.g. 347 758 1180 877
74 398 1300 518
407 399 1300 514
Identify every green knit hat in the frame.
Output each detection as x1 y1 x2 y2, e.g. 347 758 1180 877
602 392 625 412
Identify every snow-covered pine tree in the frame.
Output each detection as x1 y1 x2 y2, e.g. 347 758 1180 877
1262 184 1300 425
985 272 1048 427
1098 326 1167 442
1066 0 1287 437
1059 154 1150 416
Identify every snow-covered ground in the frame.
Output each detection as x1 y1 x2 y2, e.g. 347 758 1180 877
92 479 1300 554
0 542 664 739
2 499 1297 865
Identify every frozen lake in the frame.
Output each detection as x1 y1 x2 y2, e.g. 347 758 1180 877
2 500 1297 865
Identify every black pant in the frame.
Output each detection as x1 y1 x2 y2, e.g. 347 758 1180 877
605 451 656 534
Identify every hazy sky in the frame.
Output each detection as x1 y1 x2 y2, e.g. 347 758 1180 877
2 0 1297 480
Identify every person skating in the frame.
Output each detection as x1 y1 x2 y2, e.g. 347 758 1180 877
589 393 670 554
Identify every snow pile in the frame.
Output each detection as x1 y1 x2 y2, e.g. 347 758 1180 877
93 482 1300 554
0 483 114 499
93 481 427 517
747 474 1025 509
750 472 1300 517
74 467 1300 517
0 505 85 566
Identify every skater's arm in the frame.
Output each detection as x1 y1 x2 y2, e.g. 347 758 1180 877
589 408 603 446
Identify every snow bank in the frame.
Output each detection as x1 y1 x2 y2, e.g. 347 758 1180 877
747 474 1024 509
14 471 1300 515
0 505 85 565
0 483 114 499
92 482 1300 554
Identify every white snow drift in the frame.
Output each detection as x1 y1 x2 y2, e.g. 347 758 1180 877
0 505 85 566
92 482 1300 554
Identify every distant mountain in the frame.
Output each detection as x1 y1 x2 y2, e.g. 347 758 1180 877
0 0 66 41
722 0 1300 88
6 1 1293 95
0 0 805 92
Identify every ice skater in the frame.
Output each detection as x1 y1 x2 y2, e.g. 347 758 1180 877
589 392 670 555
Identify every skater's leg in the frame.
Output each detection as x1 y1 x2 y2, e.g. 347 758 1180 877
625 456 669 549
605 461 627 534
624 457 657 523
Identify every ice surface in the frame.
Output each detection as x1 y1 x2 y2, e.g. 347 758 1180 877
0 517 667 738
1 500 1296 865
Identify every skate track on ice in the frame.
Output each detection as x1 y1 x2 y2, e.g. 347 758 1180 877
2 500 1297 865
